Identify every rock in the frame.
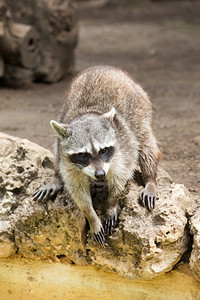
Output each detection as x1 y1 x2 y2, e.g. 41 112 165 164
0 217 16 258
0 132 55 258
87 178 194 279
189 207 200 282
0 132 197 279
0 132 87 264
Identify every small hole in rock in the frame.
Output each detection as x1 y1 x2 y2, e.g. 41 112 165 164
42 156 54 169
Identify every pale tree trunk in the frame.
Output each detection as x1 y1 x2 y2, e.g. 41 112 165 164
0 0 78 85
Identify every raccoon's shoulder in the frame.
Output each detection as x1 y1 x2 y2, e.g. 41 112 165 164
60 66 150 122
72 65 132 87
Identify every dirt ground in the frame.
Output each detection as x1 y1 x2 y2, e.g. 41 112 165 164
0 1 200 196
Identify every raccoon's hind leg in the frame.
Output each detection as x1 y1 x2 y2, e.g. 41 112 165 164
104 201 118 236
33 176 63 201
105 162 133 235
104 180 122 235
139 133 162 211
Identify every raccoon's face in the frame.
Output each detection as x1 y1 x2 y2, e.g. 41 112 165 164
51 108 116 181
69 145 115 181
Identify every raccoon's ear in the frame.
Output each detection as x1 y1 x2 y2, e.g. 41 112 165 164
50 120 70 140
102 107 116 121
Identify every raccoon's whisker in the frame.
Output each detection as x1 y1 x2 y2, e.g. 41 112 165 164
75 163 83 168
70 162 83 169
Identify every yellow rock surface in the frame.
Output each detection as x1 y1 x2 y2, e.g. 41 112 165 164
0 259 200 300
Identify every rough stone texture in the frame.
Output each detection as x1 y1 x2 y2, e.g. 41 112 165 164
0 132 87 264
87 177 194 279
0 132 54 258
189 207 200 282
0 132 198 280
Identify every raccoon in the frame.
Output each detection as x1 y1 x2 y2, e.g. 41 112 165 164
33 66 161 246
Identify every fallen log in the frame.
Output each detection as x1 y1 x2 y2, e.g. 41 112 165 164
0 54 4 77
2 0 78 83
0 0 78 84
3 64 33 87
0 19 41 69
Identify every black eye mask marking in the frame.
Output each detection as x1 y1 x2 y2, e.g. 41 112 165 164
99 146 115 162
70 152 91 167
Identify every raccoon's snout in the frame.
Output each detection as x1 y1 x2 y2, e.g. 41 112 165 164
95 170 105 181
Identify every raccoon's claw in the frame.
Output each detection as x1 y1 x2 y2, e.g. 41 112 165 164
140 188 156 211
93 227 105 246
32 184 60 201
104 213 118 236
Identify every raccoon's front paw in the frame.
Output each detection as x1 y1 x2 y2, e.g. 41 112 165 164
104 209 118 236
92 225 105 246
140 188 156 211
90 218 105 246
33 182 62 201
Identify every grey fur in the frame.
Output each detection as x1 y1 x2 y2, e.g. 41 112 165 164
34 66 161 245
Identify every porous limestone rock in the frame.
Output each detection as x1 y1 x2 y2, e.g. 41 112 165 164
0 132 197 279
0 132 54 258
189 207 200 282
87 176 195 279
0 132 87 263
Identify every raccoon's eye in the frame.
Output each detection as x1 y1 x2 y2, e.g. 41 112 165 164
70 152 91 167
99 146 115 162
100 148 107 154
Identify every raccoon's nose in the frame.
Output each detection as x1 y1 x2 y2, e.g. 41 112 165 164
95 170 105 181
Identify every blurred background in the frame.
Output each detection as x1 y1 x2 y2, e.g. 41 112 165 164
0 0 199 195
